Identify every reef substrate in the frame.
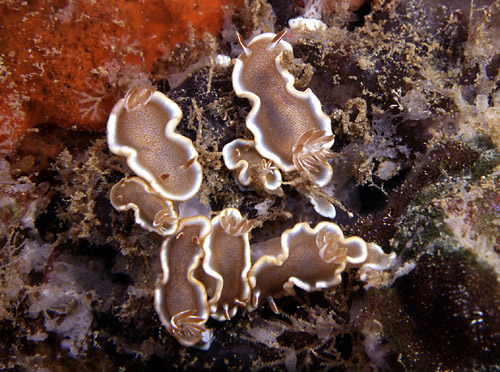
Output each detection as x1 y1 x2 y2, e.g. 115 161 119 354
1 0 500 371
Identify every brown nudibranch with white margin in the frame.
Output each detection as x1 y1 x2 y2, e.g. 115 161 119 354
154 216 213 349
202 208 253 320
222 138 283 195
248 221 387 312
105 49 397 350
107 86 203 201
110 176 179 236
232 30 334 187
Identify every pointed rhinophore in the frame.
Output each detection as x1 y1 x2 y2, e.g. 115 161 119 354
268 29 287 50
236 32 251 56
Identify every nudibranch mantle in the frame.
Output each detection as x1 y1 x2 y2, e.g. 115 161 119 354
232 31 334 186
110 176 179 236
248 221 372 310
154 216 213 349
107 87 202 201
203 208 253 321
222 138 283 194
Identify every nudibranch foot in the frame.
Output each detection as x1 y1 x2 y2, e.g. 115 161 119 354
282 281 297 296
305 187 337 219
234 299 246 306
357 243 398 283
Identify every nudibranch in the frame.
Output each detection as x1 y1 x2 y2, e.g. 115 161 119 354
104 43 398 351
248 222 372 312
107 86 203 201
358 242 399 284
154 216 213 349
110 176 178 236
203 208 253 320
233 31 334 186
222 138 283 195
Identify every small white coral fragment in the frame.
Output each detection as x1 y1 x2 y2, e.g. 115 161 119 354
110 176 179 236
223 138 282 194
154 216 213 349
288 17 327 32
107 86 202 201
203 208 253 320
233 31 334 178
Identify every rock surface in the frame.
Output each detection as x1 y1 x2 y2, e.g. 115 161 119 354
1 0 499 370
